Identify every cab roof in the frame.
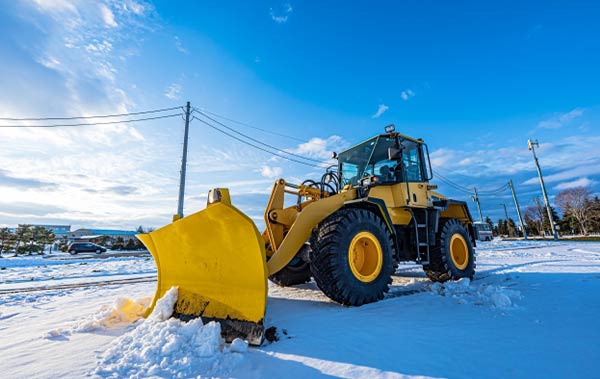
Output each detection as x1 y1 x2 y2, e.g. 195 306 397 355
337 132 422 157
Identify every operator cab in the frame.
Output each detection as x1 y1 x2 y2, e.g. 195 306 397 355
336 125 433 188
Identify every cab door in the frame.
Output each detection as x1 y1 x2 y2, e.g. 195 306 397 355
401 142 432 208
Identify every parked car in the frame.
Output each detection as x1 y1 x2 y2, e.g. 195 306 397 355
473 222 493 241
67 242 107 254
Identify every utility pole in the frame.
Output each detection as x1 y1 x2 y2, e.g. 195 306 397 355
508 179 527 240
472 187 483 222
175 101 191 221
527 139 558 240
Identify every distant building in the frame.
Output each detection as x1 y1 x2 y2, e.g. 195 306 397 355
66 228 138 242
15 224 71 235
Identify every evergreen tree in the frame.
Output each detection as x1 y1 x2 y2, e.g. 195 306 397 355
0 228 13 255
507 218 517 237
485 216 495 236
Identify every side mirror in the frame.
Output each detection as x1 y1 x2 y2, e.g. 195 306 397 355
388 146 402 161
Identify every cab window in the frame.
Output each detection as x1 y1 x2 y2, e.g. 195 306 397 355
402 142 423 182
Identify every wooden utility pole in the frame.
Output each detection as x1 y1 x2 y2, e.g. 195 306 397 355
472 187 483 222
528 139 558 240
176 101 191 221
508 179 527 240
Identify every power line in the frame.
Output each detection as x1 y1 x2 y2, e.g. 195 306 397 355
193 110 325 164
0 106 184 121
192 116 323 168
0 113 182 128
432 170 473 193
432 169 509 195
193 108 305 142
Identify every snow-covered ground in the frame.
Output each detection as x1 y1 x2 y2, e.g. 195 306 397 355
1 240 599 378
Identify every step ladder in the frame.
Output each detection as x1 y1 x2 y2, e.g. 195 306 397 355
407 208 430 265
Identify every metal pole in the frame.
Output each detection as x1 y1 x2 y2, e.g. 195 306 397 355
527 139 558 240
472 187 483 222
176 101 191 221
509 179 527 240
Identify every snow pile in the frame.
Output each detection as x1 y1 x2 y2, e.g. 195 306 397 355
93 287 248 379
430 278 520 308
74 296 151 332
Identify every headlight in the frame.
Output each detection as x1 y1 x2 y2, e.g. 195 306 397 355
360 176 378 187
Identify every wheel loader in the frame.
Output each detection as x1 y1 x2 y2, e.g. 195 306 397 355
137 125 476 345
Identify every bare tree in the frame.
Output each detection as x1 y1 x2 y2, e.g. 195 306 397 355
555 187 593 235
524 198 546 236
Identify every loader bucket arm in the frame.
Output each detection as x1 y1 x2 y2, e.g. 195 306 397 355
137 189 268 345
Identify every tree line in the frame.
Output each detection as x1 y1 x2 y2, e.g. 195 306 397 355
484 186 600 237
0 225 55 255
0 225 151 256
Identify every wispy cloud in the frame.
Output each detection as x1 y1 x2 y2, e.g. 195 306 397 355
372 104 389 119
0 1 174 229
401 89 415 101
99 3 118 27
174 36 189 54
270 3 293 23
554 177 597 191
164 83 182 100
537 108 584 129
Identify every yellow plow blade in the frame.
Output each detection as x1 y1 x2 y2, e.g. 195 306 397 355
137 192 268 345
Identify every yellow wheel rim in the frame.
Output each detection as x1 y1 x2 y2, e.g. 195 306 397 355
450 234 469 270
348 231 383 283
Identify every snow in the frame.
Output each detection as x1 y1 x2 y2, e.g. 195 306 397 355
429 278 521 308
1 240 599 378
94 286 249 379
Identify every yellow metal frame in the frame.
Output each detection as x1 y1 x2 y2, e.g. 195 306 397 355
263 179 357 275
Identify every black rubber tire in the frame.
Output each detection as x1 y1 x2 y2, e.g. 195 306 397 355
309 208 396 306
268 244 312 286
424 218 475 283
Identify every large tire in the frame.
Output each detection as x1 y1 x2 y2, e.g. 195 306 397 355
424 218 475 282
309 208 396 306
268 244 312 286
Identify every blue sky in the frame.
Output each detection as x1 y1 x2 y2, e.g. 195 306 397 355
0 0 599 230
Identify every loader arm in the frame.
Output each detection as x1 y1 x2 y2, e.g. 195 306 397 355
263 179 357 275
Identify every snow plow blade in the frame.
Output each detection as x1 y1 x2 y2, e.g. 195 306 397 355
137 189 268 345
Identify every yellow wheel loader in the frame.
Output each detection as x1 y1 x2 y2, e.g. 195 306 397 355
137 126 476 345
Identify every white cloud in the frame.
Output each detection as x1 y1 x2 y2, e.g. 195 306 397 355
260 165 282 178
537 108 584 129
372 104 389 119
32 0 77 14
0 1 170 229
401 89 415 101
164 83 182 100
270 3 293 23
291 135 347 160
554 177 597 191
99 4 118 28
523 164 600 186
174 36 189 54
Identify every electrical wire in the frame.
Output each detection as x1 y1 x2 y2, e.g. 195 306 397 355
0 106 184 121
193 110 326 164
192 116 324 168
0 113 183 128
192 108 305 142
432 169 510 195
